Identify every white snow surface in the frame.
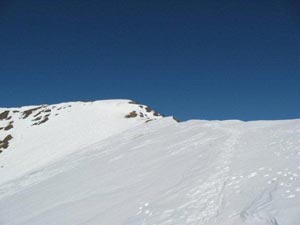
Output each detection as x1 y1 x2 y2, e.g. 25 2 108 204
1 100 300 225
0 100 162 184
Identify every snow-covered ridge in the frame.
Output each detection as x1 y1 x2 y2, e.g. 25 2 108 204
0 99 168 184
1 100 300 225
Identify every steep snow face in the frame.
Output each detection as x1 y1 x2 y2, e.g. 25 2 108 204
0 100 164 184
0 101 300 225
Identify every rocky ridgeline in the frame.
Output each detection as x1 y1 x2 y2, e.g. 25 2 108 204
125 101 164 122
0 100 169 154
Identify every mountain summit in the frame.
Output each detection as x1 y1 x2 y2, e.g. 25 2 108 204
0 100 166 184
0 100 299 225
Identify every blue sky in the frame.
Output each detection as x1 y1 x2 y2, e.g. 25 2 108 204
0 0 300 120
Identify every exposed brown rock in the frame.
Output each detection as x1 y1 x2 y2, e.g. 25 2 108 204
172 117 181 123
4 121 13 131
23 107 42 119
145 106 152 112
34 111 43 117
32 117 49 126
32 116 42 121
145 106 161 117
38 117 49 125
0 111 9 120
125 111 138 118
0 134 13 151
153 111 160 117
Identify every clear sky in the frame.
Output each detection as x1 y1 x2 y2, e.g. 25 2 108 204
0 0 300 121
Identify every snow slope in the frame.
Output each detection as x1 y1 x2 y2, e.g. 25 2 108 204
0 100 300 225
0 100 163 184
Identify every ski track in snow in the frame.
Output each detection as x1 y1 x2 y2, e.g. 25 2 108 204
240 185 279 225
122 123 243 225
163 127 241 225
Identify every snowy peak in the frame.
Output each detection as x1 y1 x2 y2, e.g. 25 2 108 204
0 100 164 151
0 99 171 184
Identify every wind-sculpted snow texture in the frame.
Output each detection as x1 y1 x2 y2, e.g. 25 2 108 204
0 100 299 225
